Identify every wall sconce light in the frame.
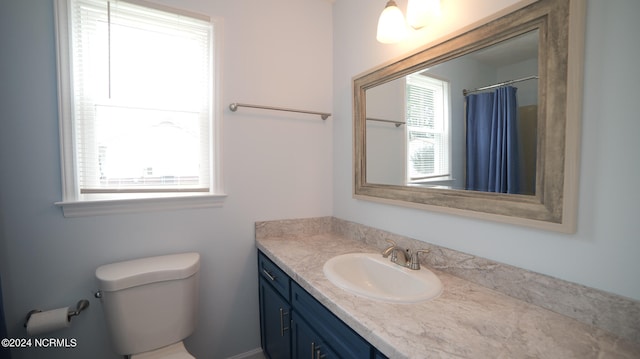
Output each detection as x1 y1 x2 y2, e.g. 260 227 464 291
376 1 409 44
377 0 441 44
407 0 441 29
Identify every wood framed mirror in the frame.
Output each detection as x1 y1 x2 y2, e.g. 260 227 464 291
353 0 585 232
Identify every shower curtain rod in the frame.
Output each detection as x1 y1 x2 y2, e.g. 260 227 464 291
229 102 331 120
463 75 539 96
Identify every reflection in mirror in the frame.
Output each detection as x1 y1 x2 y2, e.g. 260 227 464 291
366 30 538 195
354 0 585 232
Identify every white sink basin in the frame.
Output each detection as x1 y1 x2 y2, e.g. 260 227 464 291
323 252 442 303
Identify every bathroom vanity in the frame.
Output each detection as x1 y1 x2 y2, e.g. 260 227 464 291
259 251 386 359
256 217 640 359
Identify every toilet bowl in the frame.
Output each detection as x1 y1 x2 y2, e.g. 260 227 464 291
96 252 200 358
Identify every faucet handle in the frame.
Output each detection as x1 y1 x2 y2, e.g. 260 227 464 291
381 239 397 258
408 249 430 270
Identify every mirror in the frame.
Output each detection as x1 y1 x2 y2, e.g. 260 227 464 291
366 30 539 194
353 0 585 232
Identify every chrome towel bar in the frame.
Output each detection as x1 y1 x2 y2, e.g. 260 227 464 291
229 102 331 120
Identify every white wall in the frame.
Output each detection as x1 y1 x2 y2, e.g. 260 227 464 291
0 0 332 358
333 0 640 301
366 79 406 185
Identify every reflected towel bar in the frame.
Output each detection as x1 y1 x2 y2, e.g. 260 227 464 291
366 117 405 127
229 102 331 120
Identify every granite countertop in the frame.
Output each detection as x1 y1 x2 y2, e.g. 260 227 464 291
256 232 640 359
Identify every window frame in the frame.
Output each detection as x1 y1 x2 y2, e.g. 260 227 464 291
53 0 226 217
404 74 452 184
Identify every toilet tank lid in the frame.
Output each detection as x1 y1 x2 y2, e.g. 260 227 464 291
96 252 200 292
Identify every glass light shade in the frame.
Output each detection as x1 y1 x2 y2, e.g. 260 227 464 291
376 1 409 44
406 0 441 29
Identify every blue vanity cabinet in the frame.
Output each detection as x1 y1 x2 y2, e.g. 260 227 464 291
258 250 386 359
292 310 339 359
259 254 291 359
291 282 371 358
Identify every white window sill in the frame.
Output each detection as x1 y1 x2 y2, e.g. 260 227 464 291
55 193 227 218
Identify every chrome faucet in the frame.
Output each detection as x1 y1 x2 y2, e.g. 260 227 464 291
381 240 410 265
382 239 430 270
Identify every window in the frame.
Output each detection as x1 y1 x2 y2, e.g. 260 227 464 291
55 0 224 217
405 74 451 183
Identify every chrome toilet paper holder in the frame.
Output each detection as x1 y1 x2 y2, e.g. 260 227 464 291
24 299 90 327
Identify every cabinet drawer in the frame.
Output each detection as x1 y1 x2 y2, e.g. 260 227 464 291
292 282 370 358
258 251 290 300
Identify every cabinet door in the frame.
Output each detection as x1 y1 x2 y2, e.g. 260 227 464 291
292 283 371 358
292 311 339 359
259 276 291 359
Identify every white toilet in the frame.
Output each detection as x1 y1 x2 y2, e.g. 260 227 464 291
95 252 200 358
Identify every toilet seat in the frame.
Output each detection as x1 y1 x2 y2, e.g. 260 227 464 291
130 342 194 359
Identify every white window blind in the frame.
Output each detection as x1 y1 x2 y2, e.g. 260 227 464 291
68 0 213 193
405 74 450 182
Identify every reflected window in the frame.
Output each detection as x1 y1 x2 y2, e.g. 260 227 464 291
405 74 451 183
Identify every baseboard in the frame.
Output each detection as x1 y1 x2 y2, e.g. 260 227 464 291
226 347 264 359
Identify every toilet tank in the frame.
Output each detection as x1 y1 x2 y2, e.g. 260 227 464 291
96 252 200 355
